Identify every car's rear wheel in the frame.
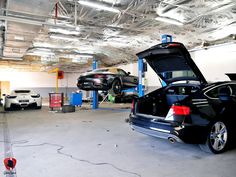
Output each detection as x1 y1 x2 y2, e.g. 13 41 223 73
4 107 11 111
109 79 122 96
199 121 229 154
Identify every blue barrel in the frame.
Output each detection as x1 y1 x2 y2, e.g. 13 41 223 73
70 92 82 106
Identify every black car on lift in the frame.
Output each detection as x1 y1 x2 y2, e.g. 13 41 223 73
77 67 138 95
130 42 236 154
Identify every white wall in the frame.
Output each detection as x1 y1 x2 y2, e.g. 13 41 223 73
190 43 236 82
0 71 79 90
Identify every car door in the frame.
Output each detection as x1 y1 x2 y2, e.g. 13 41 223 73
117 69 137 87
204 84 234 115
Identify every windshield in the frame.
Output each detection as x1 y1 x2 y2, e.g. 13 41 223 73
14 90 31 93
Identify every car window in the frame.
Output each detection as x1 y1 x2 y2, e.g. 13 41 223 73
117 69 127 75
205 85 232 99
230 84 236 96
14 90 31 93
166 86 199 95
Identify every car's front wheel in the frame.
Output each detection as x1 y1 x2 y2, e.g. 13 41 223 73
200 121 230 154
36 106 42 109
109 79 122 96
4 107 11 111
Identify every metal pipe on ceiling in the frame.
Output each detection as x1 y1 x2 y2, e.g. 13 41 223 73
75 1 77 26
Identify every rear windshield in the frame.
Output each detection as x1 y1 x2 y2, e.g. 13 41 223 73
14 90 31 93
162 70 196 80
147 55 198 82
93 69 109 72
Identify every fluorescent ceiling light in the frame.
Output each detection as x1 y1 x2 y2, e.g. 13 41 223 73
59 54 93 59
27 50 55 56
14 36 24 41
76 54 93 58
78 0 120 13
72 58 89 64
49 28 80 35
50 35 79 42
155 16 183 26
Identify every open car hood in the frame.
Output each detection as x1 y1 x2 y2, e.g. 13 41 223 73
137 42 207 85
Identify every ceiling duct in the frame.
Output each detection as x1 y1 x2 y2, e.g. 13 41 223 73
2 0 56 58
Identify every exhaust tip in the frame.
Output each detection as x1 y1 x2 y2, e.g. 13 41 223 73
168 137 176 144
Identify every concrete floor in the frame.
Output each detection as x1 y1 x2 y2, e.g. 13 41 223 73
1 107 236 177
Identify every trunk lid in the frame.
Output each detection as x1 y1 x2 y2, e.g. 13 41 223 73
137 42 207 85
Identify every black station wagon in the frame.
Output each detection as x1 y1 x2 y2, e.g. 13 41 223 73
130 42 236 154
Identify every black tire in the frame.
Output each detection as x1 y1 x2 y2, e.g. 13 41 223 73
36 106 42 109
4 107 11 111
109 79 122 96
199 121 230 154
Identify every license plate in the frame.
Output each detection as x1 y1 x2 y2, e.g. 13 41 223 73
19 100 29 103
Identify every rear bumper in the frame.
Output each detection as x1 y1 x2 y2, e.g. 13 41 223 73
77 79 110 90
130 114 207 144
131 124 183 143
10 102 38 108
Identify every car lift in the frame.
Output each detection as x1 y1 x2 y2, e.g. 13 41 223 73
92 59 99 109
91 58 144 110
161 34 173 87
91 34 173 110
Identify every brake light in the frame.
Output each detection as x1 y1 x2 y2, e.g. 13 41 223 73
171 105 190 116
94 74 107 78
131 100 135 112
168 43 180 47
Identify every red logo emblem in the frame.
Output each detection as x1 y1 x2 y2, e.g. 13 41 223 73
4 158 17 171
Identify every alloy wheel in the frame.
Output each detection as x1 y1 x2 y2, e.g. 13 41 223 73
209 121 228 151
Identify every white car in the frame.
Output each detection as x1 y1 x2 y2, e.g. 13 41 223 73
4 90 42 110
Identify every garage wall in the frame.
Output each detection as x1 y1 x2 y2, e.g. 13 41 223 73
0 71 79 97
190 43 236 82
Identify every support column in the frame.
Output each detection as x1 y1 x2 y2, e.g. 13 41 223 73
92 59 98 109
161 34 173 87
138 57 144 97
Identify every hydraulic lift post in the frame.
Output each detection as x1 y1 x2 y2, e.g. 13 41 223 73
138 57 145 97
161 34 173 87
92 59 98 109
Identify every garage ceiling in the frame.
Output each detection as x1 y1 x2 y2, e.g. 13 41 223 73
0 0 236 72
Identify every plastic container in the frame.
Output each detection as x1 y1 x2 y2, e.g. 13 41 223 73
49 93 64 110
70 92 82 106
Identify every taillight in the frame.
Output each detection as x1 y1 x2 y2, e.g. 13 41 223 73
171 105 190 116
94 74 107 78
131 100 135 112
6 95 17 99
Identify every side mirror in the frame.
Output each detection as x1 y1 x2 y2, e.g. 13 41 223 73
127 72 131 75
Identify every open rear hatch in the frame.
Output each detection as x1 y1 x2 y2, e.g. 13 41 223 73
137 42 207 85
134 42 205 122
